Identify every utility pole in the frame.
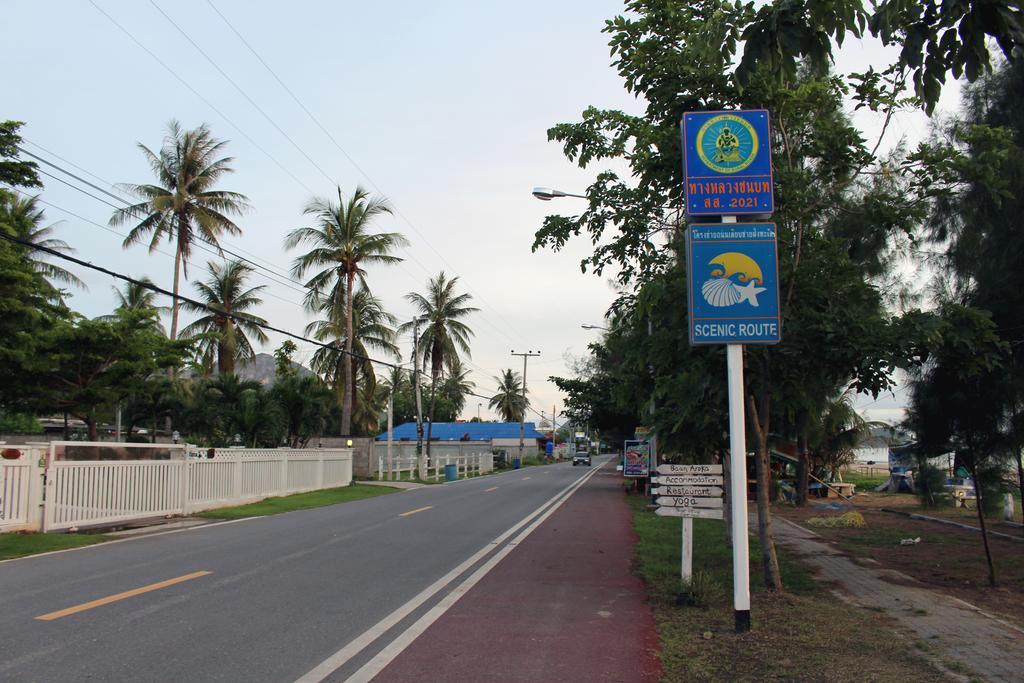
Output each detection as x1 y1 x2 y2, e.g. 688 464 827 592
413 318 425 477
387 386 394 480
511 349 540 464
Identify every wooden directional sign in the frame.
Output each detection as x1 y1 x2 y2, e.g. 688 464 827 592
657 496 725 509
652 486 723 498
652 475 724 486
655 506 725 520
656 464 723 475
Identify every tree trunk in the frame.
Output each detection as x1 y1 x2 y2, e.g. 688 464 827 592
797 434 810 506
86 416 98 442
340 270 355 436
1014 406 1024 535
967 456 997 586
169 237 182 343
747 390 783 592
425 372 438 460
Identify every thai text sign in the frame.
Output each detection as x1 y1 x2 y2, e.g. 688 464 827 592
682 109 774 215
623 440 650 478
686 223 781 345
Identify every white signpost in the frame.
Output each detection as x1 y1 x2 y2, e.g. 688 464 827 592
652 467 726 587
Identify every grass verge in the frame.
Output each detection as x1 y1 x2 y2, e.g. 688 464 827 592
0 532 112 561
194 484 397 520
626 495 942 681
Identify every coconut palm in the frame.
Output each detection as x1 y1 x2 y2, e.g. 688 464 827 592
110 120 250 341
99 278 169 332
441 357 475 418
489 369 527 422
180 259 268 375
0 193 85 291
400 272 478 449
285 186 407 436
305 285 399 426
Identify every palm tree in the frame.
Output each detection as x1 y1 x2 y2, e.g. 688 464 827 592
0 193 85 291
400 272 478 451
180 259 268 375
489 369 527 422
99 278 169 332
285 186 407 436
305 286 399 426
441 357 475 418
110 120 250 342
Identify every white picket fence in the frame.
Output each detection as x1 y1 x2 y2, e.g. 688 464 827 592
377 451 494 482
0 442 352 533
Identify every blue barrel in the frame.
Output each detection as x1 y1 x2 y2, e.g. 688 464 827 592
512 458 522 469
444 463 458 481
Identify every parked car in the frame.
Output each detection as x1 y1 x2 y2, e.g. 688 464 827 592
572 451 591 466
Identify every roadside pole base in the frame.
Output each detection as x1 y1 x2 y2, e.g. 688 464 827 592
735 609 751 633
675 591 696 607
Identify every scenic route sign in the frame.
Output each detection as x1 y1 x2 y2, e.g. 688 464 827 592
653 474 724 486
681 110 774 215
655 507 725 520
686 222 781 345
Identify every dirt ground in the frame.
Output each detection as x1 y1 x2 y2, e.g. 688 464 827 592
774 492 1024 627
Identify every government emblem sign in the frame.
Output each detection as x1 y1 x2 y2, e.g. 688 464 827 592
682 110 774 215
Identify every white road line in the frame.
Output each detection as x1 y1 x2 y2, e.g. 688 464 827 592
344 464 603 682
294 465 602 683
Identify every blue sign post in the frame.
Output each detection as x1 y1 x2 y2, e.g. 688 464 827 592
686 223 781 345
682 110 774 215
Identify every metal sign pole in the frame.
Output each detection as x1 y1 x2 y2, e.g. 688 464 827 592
727 343 751 631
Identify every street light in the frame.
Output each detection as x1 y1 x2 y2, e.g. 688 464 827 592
532 187 587 201
580 323 609 331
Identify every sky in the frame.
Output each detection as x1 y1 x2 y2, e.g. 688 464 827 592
5 1 963 428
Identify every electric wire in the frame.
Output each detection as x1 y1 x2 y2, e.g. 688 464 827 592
0 229 401 370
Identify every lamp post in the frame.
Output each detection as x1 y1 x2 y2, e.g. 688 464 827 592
532 187 587 201
511 349 540 464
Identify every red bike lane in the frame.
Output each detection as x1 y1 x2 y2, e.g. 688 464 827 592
373 463 662 682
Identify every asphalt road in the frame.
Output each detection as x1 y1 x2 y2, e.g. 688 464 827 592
0 457 609 682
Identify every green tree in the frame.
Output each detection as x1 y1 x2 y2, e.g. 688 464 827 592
736 0 1023 114
285 186 406 436
180 259 268 376
400 272 478 452
111 120 250 342
305 286 399 433
98 277 169 333
489 369 527 422
0 121 41 189
273 340 299 380
271 375 331 447
532 1 939 590
33 309 192 441
440 357 475 418
906 304 1008 585
0 193 85 292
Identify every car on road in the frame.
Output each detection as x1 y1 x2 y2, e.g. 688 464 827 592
572 451 591 466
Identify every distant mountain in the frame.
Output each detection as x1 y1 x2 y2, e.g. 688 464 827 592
236 353 314 385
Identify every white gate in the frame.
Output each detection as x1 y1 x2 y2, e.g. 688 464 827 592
0 446 43 532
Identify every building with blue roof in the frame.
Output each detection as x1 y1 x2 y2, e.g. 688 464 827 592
375 422 545 442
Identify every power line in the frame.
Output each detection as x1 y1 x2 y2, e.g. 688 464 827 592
17 148 314 301
86 0 318 196
0 229 402 370
204 0 527 350
3 187 306 310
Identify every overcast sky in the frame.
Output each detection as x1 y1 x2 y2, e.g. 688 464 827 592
6 1 961 427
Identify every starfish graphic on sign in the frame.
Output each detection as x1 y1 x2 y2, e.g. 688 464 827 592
700 252 766 308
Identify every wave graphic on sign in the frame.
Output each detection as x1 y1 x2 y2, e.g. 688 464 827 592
701 252 766 307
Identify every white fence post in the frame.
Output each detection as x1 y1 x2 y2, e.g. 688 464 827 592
180 456 191 515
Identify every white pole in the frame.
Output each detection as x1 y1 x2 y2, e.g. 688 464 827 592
727 343 751 632
387 390 394 481
681 517 693 583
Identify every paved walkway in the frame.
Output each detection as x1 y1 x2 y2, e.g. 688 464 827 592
773 517 1024 682
374 465 662 682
